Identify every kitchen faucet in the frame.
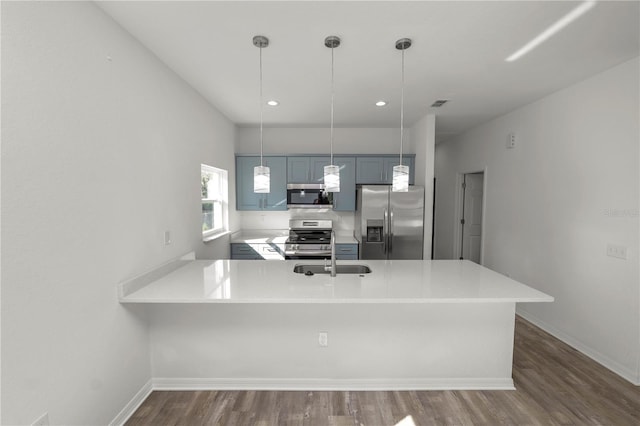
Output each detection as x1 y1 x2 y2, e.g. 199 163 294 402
324 230 337 277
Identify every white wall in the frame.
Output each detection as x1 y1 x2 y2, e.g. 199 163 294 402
1 2 236 425
236 127 413 155
434 58 640 383
149 303 516 389
413 115 436 259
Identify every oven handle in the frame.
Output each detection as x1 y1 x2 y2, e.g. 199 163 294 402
284 250 331 257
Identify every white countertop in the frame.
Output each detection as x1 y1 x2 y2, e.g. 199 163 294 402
230 229 359 245
120 259 553 304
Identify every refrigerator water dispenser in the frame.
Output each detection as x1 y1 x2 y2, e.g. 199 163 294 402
366 220 383 242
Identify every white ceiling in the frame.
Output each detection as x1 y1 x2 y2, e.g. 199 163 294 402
97 1 639 143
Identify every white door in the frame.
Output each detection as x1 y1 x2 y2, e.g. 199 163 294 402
461 173 484 263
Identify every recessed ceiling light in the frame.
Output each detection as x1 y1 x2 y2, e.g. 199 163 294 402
266 100 279 106
375 100 387 107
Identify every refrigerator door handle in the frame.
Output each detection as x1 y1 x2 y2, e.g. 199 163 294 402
383 209 388 254
389 209 394 253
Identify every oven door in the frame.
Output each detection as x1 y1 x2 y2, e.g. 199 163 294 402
284 253 331 260
287 184 333 208
284 244 331 260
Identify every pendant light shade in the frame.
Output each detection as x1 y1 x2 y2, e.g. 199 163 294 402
392 164 410 192
392 37 411 192
253 35 270 193
254 165 270 193
324 35 341 192
324 164 340 192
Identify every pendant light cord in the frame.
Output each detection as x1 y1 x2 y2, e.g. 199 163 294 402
259 45 264 167
400 47 405 167
330 44 335 165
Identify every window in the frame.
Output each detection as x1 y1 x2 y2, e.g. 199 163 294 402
201 164 229 241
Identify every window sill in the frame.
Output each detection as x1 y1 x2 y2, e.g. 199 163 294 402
203 230 231 243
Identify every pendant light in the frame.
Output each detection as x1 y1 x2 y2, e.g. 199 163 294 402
323 36 341 192
253 35 270 193
392 38 411 192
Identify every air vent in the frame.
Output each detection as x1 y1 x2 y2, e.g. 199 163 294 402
431 99 449 108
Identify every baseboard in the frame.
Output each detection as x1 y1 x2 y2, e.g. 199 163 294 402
109 379 153 426
111 376 513 424
517 309 640 386
152 377 515 391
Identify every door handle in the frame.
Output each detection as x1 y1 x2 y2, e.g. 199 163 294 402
383 209 388 254
389 209 394 253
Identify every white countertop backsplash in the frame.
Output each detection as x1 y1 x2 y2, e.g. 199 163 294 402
230 229 358 245
238 209 356 233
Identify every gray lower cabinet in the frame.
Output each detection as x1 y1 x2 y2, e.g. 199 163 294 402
335 243 358 260
231 243 285 260
232 242 358 260
236 156 287 211
356 155 415 185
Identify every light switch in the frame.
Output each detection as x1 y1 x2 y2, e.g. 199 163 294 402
607 244 627 260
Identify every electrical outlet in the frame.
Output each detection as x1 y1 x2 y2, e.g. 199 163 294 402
164 230 172 245
318 332 328 347
32 412 49 426
607 244 628 260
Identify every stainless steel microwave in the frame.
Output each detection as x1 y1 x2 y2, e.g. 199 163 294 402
286 184 333 209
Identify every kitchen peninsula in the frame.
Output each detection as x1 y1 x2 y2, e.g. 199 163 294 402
119 258 553 390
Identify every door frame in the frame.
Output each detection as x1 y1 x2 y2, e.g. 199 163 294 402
453 168 488 265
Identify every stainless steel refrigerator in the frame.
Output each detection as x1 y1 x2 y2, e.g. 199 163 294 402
355 185 425 259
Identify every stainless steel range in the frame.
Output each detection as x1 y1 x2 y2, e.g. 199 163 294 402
284 219 333 259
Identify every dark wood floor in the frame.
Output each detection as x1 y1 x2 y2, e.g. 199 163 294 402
125 317 640 425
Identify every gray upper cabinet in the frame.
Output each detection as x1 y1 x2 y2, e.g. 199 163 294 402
332 157 356 211
356 155 415 185
287 156 329 183
287 156 356 211
236 156 287 211
237 154 415 212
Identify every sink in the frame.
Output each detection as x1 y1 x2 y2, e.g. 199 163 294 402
293 264 372 275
